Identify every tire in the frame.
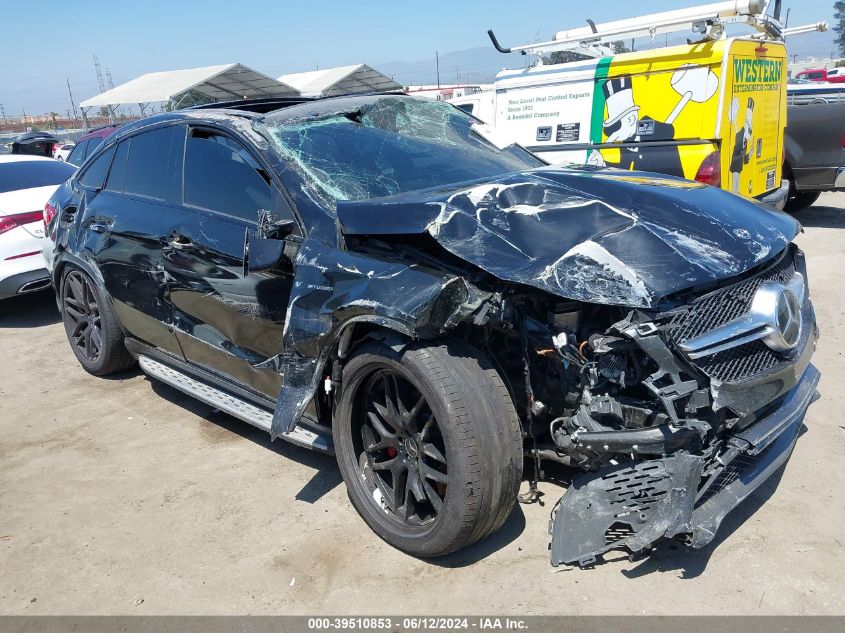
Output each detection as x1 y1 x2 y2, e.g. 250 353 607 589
783 167 821 213
60 267 135 376
334 339 523 558
785 189 820 213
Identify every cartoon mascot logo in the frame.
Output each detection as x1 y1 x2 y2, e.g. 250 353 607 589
588 65 719 177
729 96 755 194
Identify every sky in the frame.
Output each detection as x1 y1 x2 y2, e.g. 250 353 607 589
0 0 838 117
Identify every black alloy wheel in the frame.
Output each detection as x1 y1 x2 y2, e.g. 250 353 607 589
356 368 448 526
60 267 135 375
334 340 523 558
62 270 103 364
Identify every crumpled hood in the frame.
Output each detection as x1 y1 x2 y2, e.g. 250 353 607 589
337 167 800 308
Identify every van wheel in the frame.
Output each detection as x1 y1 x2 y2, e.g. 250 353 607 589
333 339 522 558
785 189 820 213
60 268 135 375
783 168 821 213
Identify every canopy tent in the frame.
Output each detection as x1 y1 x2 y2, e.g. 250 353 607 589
79 63 299 120
277 64 401 97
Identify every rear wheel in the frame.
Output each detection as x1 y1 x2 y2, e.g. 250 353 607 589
334 339 522 558
60 268 134 375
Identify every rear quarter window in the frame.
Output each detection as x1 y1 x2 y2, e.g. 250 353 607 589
105 140 130 193
79 146 116 190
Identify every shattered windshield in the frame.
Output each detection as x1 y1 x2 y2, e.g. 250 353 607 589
262 97 543 201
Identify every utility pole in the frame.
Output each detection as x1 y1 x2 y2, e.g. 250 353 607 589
435 50 440 89
105 69 121 117
93 54 114 123
93 54 106 93
66 77 79 127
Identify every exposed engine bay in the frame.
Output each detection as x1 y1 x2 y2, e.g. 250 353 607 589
443 244 819 566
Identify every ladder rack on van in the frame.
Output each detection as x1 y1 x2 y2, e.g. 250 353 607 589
782 22 829 37
487 0 810 59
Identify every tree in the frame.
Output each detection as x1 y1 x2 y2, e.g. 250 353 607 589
835 1 845 57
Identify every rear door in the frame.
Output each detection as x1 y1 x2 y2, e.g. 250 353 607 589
163 125 297 400
78 125 184 357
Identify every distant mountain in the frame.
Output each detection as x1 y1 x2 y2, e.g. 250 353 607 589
372 29 841 88
372 46 527 86
784 29 838 61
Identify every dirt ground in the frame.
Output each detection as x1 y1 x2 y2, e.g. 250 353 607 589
1 195 843 616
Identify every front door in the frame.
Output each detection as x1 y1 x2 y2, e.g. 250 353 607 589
163 126 297 400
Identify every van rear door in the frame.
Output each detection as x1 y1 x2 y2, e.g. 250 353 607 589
720 40 787 199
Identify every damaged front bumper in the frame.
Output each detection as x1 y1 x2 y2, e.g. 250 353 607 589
549 363 820 567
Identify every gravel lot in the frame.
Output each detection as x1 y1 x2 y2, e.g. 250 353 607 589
1 195 843 615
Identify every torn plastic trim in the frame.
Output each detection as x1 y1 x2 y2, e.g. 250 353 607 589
549 363 819 567
550 453 704 568
269 239 493 438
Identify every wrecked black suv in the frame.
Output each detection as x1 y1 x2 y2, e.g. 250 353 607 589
45 95 819 566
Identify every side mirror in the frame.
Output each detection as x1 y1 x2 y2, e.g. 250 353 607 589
244 211 298 273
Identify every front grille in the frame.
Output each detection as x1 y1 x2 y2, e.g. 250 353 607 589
693 340 783 383
665 248 798 383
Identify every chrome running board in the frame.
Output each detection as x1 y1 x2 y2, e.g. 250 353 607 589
138 355 332 454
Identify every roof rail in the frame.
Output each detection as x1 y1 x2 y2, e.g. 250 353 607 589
188 96 315 114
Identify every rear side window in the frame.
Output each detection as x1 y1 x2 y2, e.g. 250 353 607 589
105 140 130 192
66 140 89 166
456 103 475 114
0 160 76 194
124 127 174 200
79 146 116 190
183 129 271 221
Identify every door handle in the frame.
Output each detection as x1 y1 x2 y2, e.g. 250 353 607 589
88 217 113 233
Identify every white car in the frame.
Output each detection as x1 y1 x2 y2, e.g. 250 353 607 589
0 155 76 300
53 142 76 161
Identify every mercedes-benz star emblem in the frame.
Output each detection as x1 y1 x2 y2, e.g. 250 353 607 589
773 286 801 349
